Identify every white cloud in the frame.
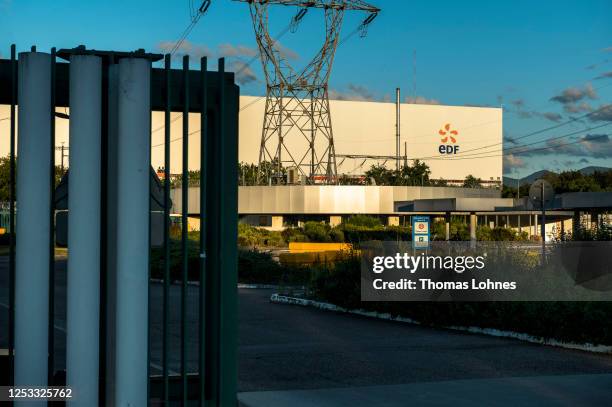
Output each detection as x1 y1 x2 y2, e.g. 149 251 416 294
157 39 212 59
405 96 441 105
503 154 526 173
229 60 258 85
218 43 258 58
329 84 377 102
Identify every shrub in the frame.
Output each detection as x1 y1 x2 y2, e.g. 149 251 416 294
343 215 382 228
476 225 526 241
237 223 285 247
329 228 345 243
309 255 362 308
302 221 332 242
341 224 411 244
150 237 201 282
239 249 288 284
281 227 309 243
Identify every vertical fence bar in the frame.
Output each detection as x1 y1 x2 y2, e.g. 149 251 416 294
181 54 190 407
15 50 52 388
48 46 57 384
67 53 103 406
217 57 238 407
115 57 151 407
100 54 111 407
147 61 153 407
8 43 16 387
163 53 171 406
105 58 123 406
204 63 219 406
199 56 208 407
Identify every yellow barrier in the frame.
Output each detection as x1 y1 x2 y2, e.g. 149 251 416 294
288 242 352 253
281 243 357 266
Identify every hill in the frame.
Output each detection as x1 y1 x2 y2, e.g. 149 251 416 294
504 166 611 185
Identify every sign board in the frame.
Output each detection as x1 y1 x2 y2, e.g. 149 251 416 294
529 179 554 209
412 216 430 249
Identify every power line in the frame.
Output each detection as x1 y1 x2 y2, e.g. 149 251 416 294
152 115 182 135
420 130 612 161
155 16 370 145
164 1 211 58
427 133 611 162
412 104 612 161
436 122 612 160
238 19 372 113
152 128 201 148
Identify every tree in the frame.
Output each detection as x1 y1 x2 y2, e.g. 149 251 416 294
399 160 431 186
238 159 286 185
365 164 393 185
463 175 482 188
0 155 63 202
171 170 202 188
365 160 432 186
238 162 259 186
0 156 11 202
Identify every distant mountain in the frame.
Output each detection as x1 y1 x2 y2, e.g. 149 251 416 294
504 166 611 186
578 166 611 175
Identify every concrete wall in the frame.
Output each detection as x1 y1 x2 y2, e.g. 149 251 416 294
411 197 515 212
171 185 501 216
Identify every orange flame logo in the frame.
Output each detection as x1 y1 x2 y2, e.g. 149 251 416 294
439 123 458 143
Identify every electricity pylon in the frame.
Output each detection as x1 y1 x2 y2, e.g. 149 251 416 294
235 0 380 184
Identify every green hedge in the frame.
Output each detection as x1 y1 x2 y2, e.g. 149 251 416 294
341 224 411 244
239 220 411 248
238 249 310 285
308 256 612 345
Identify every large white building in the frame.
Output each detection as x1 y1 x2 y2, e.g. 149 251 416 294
236 96 503 184
145 96 503 184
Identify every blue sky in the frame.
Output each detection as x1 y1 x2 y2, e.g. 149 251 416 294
1 0 611 178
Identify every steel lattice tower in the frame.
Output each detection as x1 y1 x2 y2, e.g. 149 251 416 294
235 0 380 184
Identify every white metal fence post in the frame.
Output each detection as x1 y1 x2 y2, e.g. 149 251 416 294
14 51 53 390
114 57 151 407
66 54 102 406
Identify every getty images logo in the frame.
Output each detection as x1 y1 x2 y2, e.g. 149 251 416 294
438 123 460 155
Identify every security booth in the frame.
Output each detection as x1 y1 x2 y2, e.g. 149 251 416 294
0 45 239 406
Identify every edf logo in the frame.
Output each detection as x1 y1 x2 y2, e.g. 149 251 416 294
438 123 460 155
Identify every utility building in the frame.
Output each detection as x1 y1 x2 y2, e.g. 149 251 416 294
148 96 504 185
237 96 503 185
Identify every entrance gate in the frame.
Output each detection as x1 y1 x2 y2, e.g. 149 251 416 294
0 44 239 406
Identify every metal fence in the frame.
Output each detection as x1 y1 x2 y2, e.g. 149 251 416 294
0 44 239 406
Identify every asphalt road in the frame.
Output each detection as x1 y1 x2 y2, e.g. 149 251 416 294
1 256 612 399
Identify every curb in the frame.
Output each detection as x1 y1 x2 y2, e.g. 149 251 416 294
238 284 280 289
270 294 612 355
150 279 287 290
